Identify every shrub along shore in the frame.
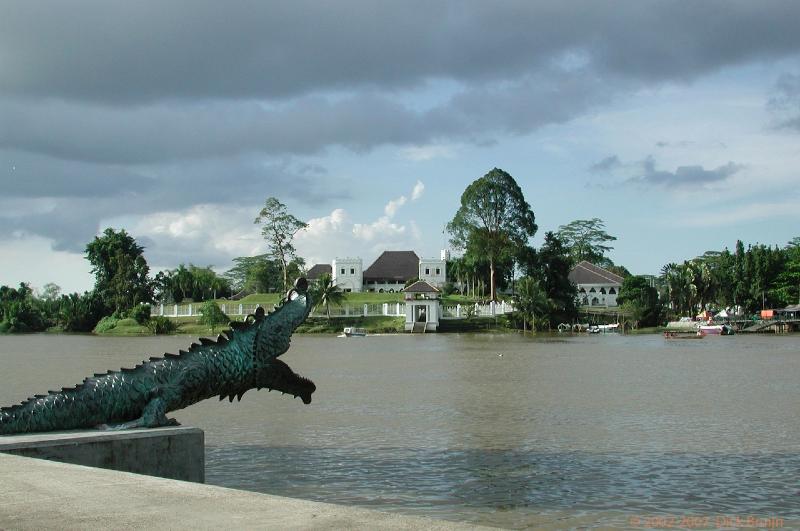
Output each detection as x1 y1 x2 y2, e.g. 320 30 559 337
91 315 522 336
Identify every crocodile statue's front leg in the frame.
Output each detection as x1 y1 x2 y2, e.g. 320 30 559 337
98 389 181 430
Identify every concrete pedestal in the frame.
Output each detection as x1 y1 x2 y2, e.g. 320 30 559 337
0 426 204 482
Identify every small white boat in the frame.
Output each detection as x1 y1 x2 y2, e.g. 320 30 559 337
588 323 620 334
342 327 367 337
698 324 734 336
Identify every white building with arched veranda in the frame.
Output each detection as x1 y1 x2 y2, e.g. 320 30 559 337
568 260 624 307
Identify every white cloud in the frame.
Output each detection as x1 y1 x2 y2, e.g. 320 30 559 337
353 216 406 242
411 180 425 200
400 145 456 161
294 182 427 267
128 204 261 269
384 195 407 218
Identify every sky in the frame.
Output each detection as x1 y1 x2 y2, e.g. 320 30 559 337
1 1 799 294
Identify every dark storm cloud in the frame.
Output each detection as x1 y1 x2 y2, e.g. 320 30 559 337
1 150 154 197
1 1 798 165
1 72 611 164
768 73 800 130
628 156 742 187
589 155 622 172
587 155 743 189
1 0 797 262
2 1 799 103
0 198 116 252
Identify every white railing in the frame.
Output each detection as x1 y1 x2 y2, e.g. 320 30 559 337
152 300 514 319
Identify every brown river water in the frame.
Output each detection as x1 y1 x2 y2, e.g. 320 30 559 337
1 332 799 529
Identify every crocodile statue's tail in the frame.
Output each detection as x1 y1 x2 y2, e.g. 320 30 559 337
0 388 100 435
0 373 143 435
0 390 80 435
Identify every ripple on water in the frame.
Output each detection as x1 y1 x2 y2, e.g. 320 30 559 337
205 445 800 528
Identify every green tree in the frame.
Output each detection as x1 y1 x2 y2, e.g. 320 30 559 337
198 300 230 332
617 275 661 327
174 264 193 302
57 292 104 332
774 237 800 306
254 197 308 291
0 283 48 333
535 232 578 324
85 228 153 314
40 282 62 301
555 218 617 266
310 273 345 319
130 304 152 325
224 254 298 295
447 168 537 301
153 270 177 303
515 277 549 332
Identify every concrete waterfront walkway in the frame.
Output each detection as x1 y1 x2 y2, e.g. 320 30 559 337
0 453 493 530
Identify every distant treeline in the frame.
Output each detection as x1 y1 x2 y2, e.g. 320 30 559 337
0 227 306 334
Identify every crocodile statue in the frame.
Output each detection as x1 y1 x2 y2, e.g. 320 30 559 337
0 278 316 435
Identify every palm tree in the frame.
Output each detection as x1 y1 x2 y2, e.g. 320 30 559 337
516 276 550 332
174 264 193 302
312 273 345 319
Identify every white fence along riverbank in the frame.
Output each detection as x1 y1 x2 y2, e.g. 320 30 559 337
152 301 514 319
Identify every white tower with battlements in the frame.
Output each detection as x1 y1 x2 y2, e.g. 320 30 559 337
332 257 363 292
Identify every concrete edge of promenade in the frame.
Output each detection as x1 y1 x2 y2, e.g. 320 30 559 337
0 426 204 482
0 432 495 530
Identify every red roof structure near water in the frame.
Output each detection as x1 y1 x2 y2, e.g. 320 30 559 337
363 251 419 282
568 261 624 285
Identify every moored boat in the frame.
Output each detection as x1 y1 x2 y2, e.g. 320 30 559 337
342 327 367 337
698 324 734 335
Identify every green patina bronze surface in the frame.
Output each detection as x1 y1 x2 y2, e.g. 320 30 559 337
0 278 315 435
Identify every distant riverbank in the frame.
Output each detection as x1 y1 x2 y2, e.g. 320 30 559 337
90 315 521 336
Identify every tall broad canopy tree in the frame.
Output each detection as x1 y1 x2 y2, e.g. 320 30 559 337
254 197 308 292
85 228 153 314
447 168 537 301
556 218 617 267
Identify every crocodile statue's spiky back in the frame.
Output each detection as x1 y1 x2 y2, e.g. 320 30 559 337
0 278 316 435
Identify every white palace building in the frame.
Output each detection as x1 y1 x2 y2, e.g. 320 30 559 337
306 250 448 293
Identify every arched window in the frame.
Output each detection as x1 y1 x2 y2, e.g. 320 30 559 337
591 297 600 306
579 287 586 293
589 287 596 293
599 287 606 294
609 287 617 295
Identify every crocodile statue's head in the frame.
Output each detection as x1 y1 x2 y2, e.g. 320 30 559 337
250 277 316 403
